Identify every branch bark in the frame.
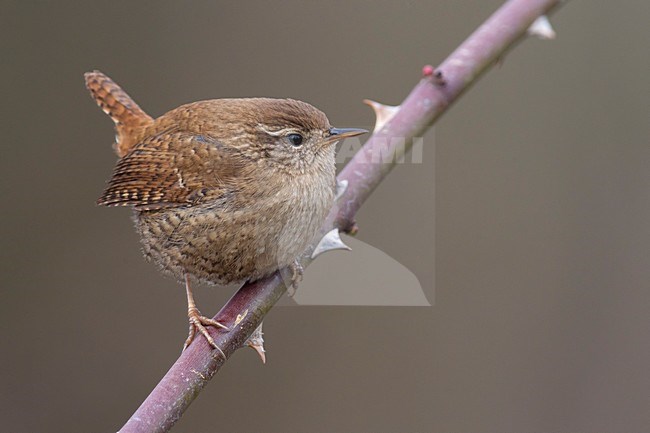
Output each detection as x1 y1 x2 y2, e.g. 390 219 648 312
119 1 566 431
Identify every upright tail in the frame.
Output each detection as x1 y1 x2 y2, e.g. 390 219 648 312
84 70 154 157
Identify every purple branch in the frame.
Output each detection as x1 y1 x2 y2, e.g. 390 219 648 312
119 1 565 432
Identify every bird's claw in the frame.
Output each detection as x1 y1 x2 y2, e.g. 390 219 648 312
183 309 228 358
287 260 304 297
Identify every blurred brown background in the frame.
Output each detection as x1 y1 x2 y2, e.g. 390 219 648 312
2 1 649 432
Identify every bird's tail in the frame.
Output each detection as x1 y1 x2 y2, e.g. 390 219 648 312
84 70 154 157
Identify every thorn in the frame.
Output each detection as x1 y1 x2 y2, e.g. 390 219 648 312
363 99 400 133
433 69 447 86
335 179 348 201
245 323 266 364
422 64 435 77
527 15 556 40
311 228 351 259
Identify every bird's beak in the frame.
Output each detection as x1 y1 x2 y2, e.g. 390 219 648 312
323 127 368 146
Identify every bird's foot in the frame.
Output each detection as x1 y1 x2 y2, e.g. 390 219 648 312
183 307 229 357
287 260 304 297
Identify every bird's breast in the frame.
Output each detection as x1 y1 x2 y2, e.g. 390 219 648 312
134 168 335 285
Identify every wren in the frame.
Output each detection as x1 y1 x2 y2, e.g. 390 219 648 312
85 71 366 351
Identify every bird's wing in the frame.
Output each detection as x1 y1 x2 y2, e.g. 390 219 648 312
97 132 248 210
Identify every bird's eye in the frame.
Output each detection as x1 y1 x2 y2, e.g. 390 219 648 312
287 133 304 147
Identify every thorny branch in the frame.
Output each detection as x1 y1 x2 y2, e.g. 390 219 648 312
119 1 566 432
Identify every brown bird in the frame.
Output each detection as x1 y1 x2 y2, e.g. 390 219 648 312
85 71 366 352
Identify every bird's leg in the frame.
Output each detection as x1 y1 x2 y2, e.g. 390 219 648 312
287 259 304 297
183 274 228 356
